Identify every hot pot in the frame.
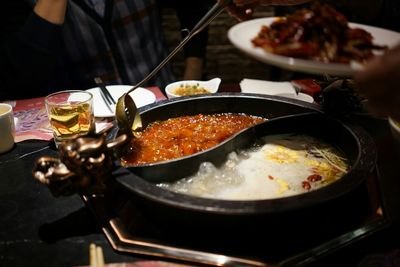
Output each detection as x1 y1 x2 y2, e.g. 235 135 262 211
114 93 376 254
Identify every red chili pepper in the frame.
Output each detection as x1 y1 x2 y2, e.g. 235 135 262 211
307 174 322 182
302 181 311 190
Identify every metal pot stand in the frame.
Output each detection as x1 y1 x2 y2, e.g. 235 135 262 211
82 165 387 267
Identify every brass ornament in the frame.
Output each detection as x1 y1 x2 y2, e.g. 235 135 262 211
33 133 129 196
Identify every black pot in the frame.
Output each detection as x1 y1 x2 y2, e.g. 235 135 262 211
115 93 376 258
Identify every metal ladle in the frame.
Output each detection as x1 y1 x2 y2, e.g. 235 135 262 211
115 0 232 136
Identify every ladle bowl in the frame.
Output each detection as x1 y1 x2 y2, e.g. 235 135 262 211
115 92 142 137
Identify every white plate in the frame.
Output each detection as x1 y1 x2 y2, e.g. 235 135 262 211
86 85 156 117
228 17 400 76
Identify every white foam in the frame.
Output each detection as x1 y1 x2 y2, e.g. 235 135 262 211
159 134 348 200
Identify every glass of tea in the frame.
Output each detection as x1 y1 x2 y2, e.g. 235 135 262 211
45 90 94 147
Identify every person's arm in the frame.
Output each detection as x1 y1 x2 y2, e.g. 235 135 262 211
175 1 212 80
226 0 386 22
0 0 67 101
34 0 68 25
159 0 212 80
223 0 311 20
355 44 400 121
233 0 311 5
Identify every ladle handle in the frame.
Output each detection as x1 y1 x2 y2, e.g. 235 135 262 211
125 0 232 95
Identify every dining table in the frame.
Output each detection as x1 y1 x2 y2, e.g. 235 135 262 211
1 83 400 267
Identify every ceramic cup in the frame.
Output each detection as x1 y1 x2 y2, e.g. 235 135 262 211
0 103 16 153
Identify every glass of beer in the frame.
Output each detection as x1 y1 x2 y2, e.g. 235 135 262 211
45 90 94 147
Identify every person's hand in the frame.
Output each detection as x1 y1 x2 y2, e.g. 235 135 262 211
34 0 68 24
355 44 400 121
222 0 311 21
221 0 258 21
234 0 310 5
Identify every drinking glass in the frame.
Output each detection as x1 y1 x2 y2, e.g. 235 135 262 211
45 90 94 147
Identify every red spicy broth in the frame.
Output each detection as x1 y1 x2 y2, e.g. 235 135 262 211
121 113 266 166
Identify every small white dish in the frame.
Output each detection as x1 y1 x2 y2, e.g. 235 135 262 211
240 79 295 95
165 78 221 99
86 85 156 117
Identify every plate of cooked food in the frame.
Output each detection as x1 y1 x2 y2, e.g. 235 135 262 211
227 3 400 76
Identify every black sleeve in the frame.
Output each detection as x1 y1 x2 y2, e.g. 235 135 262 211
378 0 400 32
0 3 62 101
157 0 213 59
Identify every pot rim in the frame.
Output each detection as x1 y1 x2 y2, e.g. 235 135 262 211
140 92 321 113
126 93 321 168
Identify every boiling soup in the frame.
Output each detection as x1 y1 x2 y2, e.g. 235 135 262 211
158 134 349 200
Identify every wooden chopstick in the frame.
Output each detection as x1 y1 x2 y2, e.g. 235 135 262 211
94 77 116 106
89 243 105 267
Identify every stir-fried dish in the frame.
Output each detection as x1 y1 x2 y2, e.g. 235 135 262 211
252 3 387 63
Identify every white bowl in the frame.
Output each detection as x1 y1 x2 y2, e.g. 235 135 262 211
165 78 221 99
